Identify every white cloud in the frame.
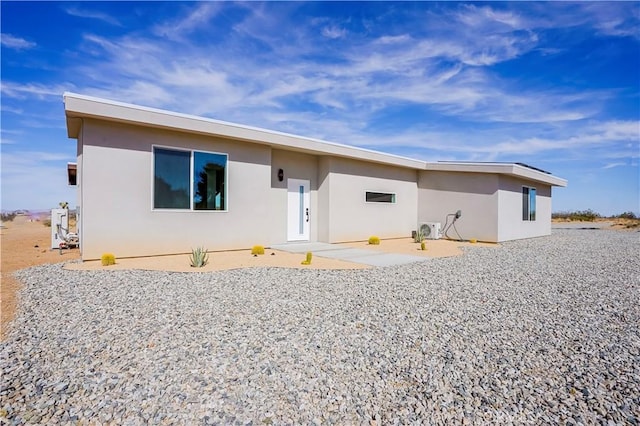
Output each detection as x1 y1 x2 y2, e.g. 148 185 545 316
1 82 75 100
153 3 222 40
602 162 626 169
322 25 347 39
1 33 36 50
64 6 121 26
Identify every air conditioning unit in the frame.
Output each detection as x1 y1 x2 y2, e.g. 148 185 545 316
419 222 442 240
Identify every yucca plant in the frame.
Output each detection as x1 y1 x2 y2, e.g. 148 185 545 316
189 246 209 268
414 227 425 243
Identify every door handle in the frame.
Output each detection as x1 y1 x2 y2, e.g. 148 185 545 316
306 208 309 223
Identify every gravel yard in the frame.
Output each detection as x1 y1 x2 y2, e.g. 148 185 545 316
1 229 639 424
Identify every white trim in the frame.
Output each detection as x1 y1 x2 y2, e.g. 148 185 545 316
151 144 229 212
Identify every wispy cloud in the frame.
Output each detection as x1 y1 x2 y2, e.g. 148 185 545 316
1 33 36 50
153 2 222 40
64 6 121 26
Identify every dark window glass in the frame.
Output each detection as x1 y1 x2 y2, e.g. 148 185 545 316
366 191 396 203
193 152 227 210
154 148 190 209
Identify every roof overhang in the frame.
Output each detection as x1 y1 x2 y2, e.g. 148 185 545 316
63 92 425 170
424 161 567 187
63 92 567 187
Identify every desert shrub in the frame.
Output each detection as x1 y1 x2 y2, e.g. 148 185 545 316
616 211 637 220
189 247 209 268
414 227 425 243
0 212 17 222
552 210 600 222
420 241 426 251
251 245 265 255
301 252 312 265
101 253 116 266
42 218 51 227
368 236 380 245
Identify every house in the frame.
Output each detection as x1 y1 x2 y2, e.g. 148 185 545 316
64 93 567 260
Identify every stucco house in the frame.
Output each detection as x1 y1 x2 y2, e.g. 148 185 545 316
64 93 567 260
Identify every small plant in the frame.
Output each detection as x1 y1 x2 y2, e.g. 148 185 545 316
420 241 426 251
251 245 265 255
368 236 380 245
43 218 51 227
301 252 312 265
101 253 116 266
189 246 209 268
414 227 425 243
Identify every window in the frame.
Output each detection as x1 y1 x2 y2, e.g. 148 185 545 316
153 147 227 210
522 187 536 221
365 191 396 203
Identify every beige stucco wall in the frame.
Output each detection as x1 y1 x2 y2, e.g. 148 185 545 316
497 175 552 241
418 171 500 242
320 157 418 242
79 119 273 259
269 149 319 244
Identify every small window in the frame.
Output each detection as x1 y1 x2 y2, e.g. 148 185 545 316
522 186 536 221
154 147 227 211
366 191 396 203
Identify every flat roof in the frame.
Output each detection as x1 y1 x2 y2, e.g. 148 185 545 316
63 92 567 187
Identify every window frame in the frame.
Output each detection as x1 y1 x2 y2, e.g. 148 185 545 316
152 145 228 212
364 191 396 204
522 186 536 221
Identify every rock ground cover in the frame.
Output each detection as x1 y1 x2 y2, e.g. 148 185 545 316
1 229 638 424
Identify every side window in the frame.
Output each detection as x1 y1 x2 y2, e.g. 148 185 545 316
193 151 227 210
522 186 536 221
365 191 396 203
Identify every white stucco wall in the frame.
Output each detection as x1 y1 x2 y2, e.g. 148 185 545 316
79 119 273 259
418 171 500 242
321 157 418 242
497 175 552 241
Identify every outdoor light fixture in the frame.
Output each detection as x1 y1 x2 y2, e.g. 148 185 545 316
278 168 284 182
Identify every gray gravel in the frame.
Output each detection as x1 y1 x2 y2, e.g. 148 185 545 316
1 229 639 425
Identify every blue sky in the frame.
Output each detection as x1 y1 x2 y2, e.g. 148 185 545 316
1 1 639 216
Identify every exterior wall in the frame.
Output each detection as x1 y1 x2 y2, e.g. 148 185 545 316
322 157 418 242
269 149 319 244
79 119 272 259
418 171 500 242
497 175 552 241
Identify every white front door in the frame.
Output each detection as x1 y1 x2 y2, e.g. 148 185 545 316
287 178 310 241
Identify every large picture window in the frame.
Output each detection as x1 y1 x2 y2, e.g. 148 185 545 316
522 186 536 221
153 147 227 211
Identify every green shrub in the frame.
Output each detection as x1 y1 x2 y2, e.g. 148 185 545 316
301 252 312 265
414 227 425 243
101 253 116 266
251 245 265 255
616 211 637 220
43 218 51 227
368 236 380 245
189 246 209 268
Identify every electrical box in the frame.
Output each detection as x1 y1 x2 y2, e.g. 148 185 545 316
51 208 69 249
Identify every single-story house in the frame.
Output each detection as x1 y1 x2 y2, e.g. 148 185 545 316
63 92 567 260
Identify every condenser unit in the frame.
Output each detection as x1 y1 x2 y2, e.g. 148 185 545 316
419 222 442 240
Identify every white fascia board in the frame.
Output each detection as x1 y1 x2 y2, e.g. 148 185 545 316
63 92 425 170
424 162 567 187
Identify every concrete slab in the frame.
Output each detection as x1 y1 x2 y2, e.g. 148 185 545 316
270 242 429 267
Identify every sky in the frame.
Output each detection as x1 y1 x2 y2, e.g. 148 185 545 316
1 1 639 216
